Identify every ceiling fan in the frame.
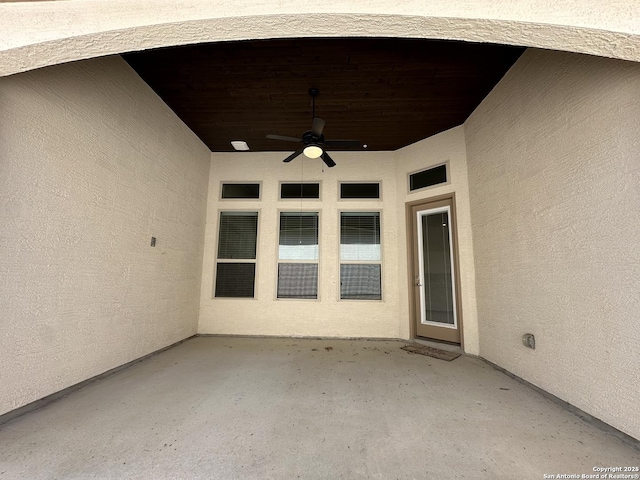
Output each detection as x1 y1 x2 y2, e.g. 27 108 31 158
266 88 362 168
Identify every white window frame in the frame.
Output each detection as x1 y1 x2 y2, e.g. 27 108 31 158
416 205 458 329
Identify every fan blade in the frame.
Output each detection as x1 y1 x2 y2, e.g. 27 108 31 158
283 148 304 163
324 139 361 149
311 117 325 136
321 151 336 168
267 134 302 143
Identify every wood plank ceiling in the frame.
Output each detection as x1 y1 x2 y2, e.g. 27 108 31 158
123 38 524 152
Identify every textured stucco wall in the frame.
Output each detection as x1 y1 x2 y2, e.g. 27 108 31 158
199 130 477 347
199 151 403 338
0 55 211 416
0 1 639 76
465 49 640 439
395 127 479 354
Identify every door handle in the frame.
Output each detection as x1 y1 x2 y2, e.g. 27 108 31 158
415 282 422 286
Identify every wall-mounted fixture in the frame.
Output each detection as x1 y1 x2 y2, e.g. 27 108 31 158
522 333 535 349
150 237 156 247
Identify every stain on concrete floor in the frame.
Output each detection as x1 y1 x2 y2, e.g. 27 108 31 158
0 337 637 479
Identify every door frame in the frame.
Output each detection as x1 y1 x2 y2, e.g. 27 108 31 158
405 193 464 350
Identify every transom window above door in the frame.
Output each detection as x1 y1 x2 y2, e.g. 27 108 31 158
409 164 448 192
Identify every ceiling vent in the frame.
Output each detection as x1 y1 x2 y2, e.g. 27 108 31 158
231 141 249 151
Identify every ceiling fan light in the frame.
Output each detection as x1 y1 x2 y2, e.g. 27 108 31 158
303 145 323 158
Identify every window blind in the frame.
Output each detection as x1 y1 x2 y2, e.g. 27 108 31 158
340 264 382 300
340 212 380 261
215 263 256 298
215 211 258 298
339 212 382 300
217 212 258 259
277 263 318 299
278 213 319 260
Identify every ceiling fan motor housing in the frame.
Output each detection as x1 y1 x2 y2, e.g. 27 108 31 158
302 131 324 146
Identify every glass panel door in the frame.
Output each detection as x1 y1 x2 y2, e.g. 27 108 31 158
414 204 460 342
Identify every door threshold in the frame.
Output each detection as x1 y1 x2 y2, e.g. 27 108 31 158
413 337 463 354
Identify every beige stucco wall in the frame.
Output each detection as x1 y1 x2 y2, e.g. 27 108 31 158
1 1 639 77
0 0 637 436
464 49 640 439
199 152 403 338
0 56 211 416
199 130 478 351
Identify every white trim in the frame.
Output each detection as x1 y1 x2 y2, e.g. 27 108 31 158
415 205 458 329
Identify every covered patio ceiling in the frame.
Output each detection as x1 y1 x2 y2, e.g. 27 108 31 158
123 37 524 152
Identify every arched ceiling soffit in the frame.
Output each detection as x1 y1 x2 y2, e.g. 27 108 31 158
1 1 639 77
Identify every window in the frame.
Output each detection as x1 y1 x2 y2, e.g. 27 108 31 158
221 183 260 199
340 212 382 300
277 212 319 299
340 182 380 199
214 211 258 298
280 183 320 199
409 164 447 191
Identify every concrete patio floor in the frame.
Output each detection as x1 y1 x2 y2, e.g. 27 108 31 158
0 336 638 479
